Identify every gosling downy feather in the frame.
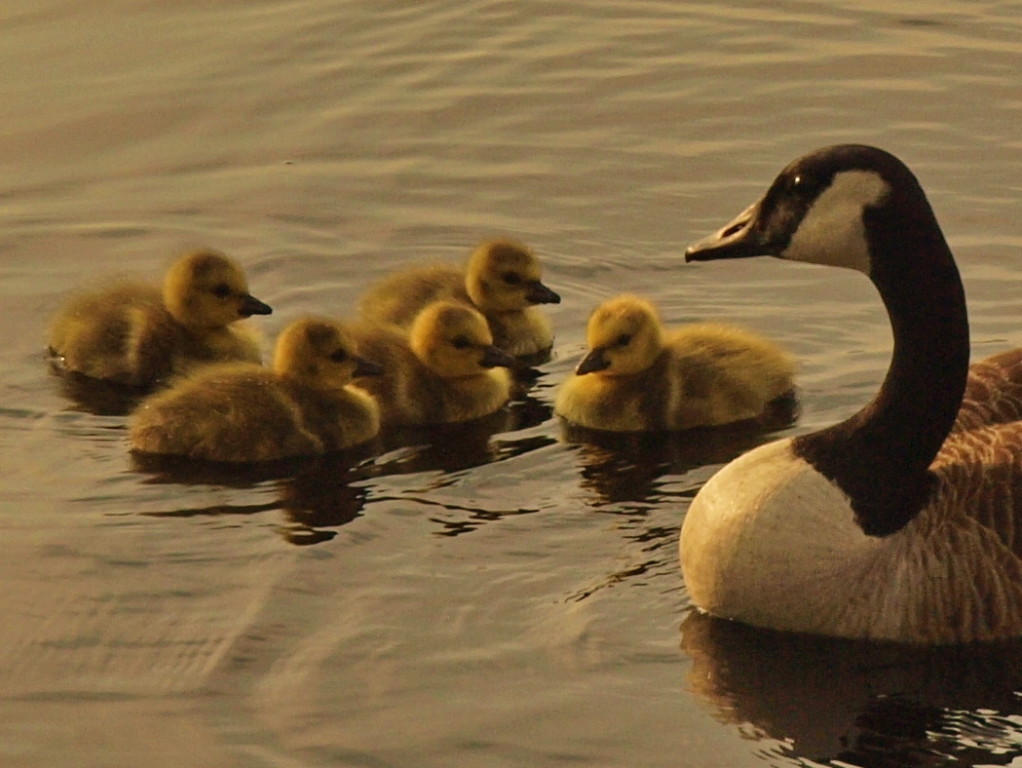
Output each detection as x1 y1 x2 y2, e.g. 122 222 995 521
680 143 1022 644
555 294 796 432
130 317 382 462
48 249 272 388
351 301 515 426
358 238 560 359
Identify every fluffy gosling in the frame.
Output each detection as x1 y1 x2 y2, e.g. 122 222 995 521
358 238 560 360
129 317 382 462
48 248 272 388
352 301 515 426
555 294 796 432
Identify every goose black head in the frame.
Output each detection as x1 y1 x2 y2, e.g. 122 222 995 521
682 145 939 277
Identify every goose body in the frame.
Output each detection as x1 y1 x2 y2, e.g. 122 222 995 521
49 249 272 388
130 317 381 461
359 238 560 360
351 301 515 426
555 294 796 432
680 144 1022 643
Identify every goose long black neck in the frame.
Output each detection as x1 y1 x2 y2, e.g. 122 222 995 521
792 195 970 536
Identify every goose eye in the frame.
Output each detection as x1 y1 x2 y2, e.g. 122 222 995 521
502 271 523 286
211 283 232 298
616 333 632 347
329 349 348 363
451 335 472 350
790 173 821 198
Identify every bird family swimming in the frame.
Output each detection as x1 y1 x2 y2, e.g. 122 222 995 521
351 301 515 426
129 316 381 462
555 294 796 432
46 148 1022 646
680 143 1022 644
49 248 272 388
358 238 560 361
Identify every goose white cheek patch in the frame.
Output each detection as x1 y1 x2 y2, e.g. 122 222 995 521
782 170 891 274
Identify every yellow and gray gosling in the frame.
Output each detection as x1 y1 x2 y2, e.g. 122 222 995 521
555 294 796 432
48 248 272 388
351 301 515 426
358 238 560 360
129 317 381 462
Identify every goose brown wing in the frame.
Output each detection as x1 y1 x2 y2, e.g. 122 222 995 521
953 349 1022 433
934 421 1022 560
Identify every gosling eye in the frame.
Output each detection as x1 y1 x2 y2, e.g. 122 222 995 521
502 271 523 286
616 333 632 347
329 348 349 363
211 283 232 299
451 335 472 350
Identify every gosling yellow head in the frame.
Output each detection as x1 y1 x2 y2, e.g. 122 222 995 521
576 294 664 377
410 301 516 377
464 239 561 313
162 249 272 329
275 317 384 390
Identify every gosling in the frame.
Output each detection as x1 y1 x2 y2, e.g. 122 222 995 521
130 317 382 462
555 294 796 432
358 238 560 360
351 301 515 426
48 248 272 388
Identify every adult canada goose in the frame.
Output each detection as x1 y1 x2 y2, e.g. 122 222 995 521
679 144 1022 644
358 238 560 360
49 249 272 388
130 317 382 461
555 294 796 432
352 301 515 426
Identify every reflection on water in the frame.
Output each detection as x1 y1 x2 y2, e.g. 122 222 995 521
279 463 372 545
560 389 800 505
555 417 802 606
681 610 1022 767
132 450 373 544
564 423 770 505
366 393 552 477
49 363 151 417
129 389 556 542
122 374 794 548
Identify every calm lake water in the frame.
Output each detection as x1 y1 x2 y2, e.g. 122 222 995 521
4 1 1022 766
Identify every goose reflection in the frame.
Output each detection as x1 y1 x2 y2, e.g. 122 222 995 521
680 610 1022 766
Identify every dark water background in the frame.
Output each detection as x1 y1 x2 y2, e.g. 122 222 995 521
4 1 1022 766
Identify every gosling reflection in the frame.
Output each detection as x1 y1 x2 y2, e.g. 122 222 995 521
131 445 376 544
680 610 1022 766
129 392 554 542
562 419 793 506
131 449 312 487
369 394 553 477
51 366 150 416
360 394 555 537
278 458 372 545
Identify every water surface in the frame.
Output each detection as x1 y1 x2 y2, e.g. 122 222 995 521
4 1 1022 766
